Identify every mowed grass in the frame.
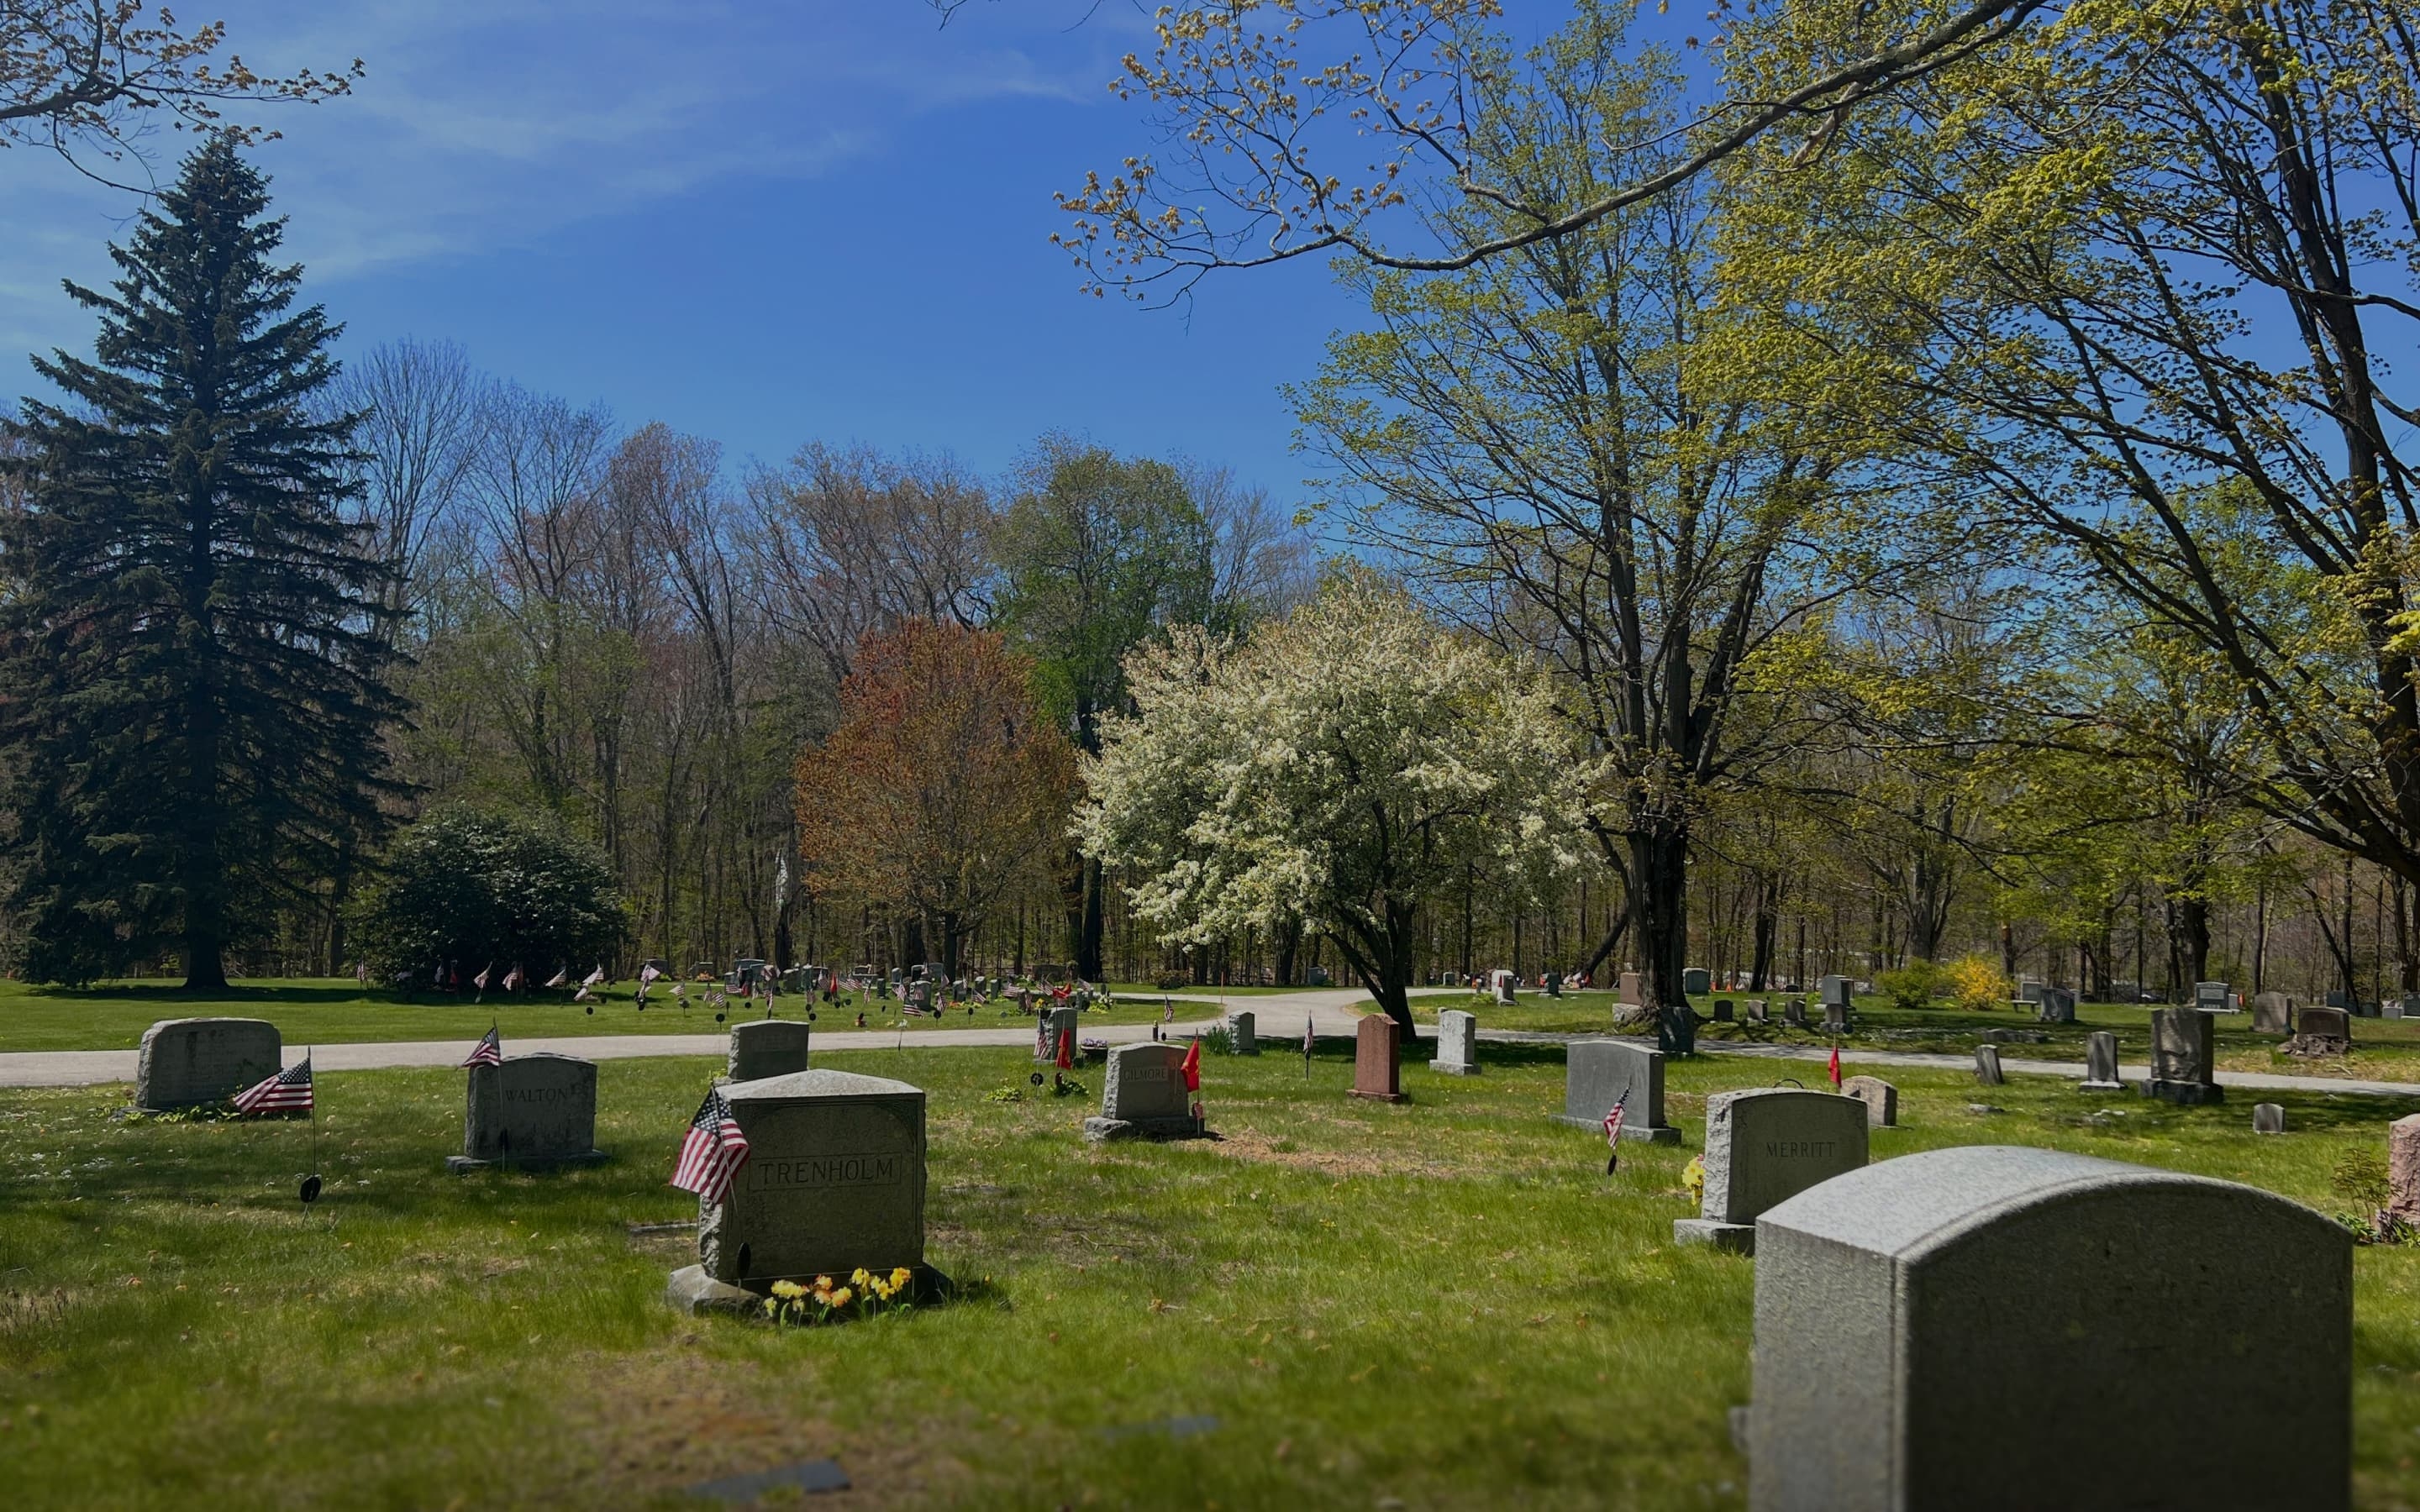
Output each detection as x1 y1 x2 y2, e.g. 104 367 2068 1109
1408 989 2420 1084
8 1045 2420 1509
0 979 1220 1053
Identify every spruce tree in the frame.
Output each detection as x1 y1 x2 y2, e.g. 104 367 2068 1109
0 135 402 988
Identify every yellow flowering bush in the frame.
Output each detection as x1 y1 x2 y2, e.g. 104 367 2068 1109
763 1266 921 1327
1943 954 2013 1011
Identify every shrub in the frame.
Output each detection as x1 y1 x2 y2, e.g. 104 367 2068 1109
355 808 627 984
1876 959 1946 1011
1943 955 2012 1011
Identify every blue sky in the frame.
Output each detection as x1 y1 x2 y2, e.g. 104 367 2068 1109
0 1 1366 497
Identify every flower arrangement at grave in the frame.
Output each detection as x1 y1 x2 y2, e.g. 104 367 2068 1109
765 1267 918 1326
1682 1155 1706 1205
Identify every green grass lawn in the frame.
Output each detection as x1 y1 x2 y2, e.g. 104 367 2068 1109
1405 989 2420 1084
7 1042 2420 1508
0 979 1217 1053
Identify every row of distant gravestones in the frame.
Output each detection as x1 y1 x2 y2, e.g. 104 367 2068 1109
135 1011 2354 1509
1276 1010 2357 1511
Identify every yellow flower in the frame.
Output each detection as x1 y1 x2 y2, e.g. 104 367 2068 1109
813 1274 834 1289
1682 1155 1707 1204
851 1267 872 1287
771 1279 806 1299
830 1286 854 1307
890 1267 913 1289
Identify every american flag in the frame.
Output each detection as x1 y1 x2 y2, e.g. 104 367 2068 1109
639 963 663 984
671 1086 750 1203
461 1026 502 1068
234 1058 314 1116
1602 1092 1627 1175
502 964 524 992
473 963 493 993
543 967 569 990
583 964 607 986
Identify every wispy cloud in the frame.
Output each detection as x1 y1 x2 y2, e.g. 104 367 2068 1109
0 0 1125 357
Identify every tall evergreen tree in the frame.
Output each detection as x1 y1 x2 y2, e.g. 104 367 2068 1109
0 135 402 988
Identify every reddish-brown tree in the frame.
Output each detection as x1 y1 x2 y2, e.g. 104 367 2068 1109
795 622 1075 976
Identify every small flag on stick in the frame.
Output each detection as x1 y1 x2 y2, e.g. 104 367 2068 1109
1055 1024 1074 1070
502 963 524 993
1180 1037 1202 1092
1303 1014 1314 1078
584 965 607 986
472 963 493 993
1602 1092 1628 1175
234 1058 314 1117
543 967 569 990
671 1086 750 1203
1828 1042 1842 1088
461 1026 502 1068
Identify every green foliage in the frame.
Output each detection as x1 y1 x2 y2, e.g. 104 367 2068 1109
1876 959 1946 1011
0 135 402 985
353 808 626 982
2333 1147 2391 1213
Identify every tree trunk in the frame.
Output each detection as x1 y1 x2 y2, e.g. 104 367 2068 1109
1078 857 1106 981
1629 827 1694 1055
2175 895 2211 990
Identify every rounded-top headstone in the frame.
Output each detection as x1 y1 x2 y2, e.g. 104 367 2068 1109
1698 1088 1868 1226
136 1017 281 1111
1749 1146 2349 1512
1102 1042 1191 1123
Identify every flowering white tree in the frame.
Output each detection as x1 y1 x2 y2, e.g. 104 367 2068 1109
1077 576 1577 1032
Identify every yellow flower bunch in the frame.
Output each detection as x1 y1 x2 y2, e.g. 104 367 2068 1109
771 1279 808 1300
1683 1155 1707 1205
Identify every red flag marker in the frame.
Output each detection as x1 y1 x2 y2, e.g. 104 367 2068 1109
1179 1037 1202 1091
1828 1043 1842 1088
1055 1026 1074 1070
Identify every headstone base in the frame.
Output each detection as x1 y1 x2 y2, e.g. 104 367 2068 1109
1673 1218 1756 1254
445 1148 609 1174
2144 1079 2225 1105
1552 1113 1682 1143
2079 1079 2125 1093
1430 1058 1481 1076
666 1262 956 1316
1081 1115 1209 1143
1346 1088 1410 1104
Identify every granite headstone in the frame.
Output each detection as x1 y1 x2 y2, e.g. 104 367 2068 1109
1229 1010 1258 1055
2146 1007 2223 1105
1084 1042 1206 1142
727 1020 811 1083
670 1068 933 1312
1746 1146 2349 1512
135 1017 282 1112
1973 1045 2004 1085
2251 991 2294 1035
1557 1039 1679 1143
451 1053 606 1172
2082 1030 2123 1091
1841 1074 1897 1128
1675 1089 1868 1254
1431 1009 1479 1076
1349 1016 1407 1102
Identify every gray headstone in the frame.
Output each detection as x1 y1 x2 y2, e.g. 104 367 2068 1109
1747 999 1769 1025
1818 975 1852 1009
135 1017 282 1111
1748 1146 2349 1512
1228 1010 1257 1055
1432 1009 1479 1075
2291 1005 2352 1056
2251 991 2292 1035
1616 970 1644 1006
1493 969 1517 1005
1558 1039 1679 1142
1784 1000 1808 1029
2035 986 2075 1025
2197 979 2233 1011
2082 1030 2122 1090
1823 1000 1849 1033
2391 1116 2420 1222
2253 1102 2286 1135
453 1053 603 1170
727 1020 810 1083
1713 999 1734 1022
2147 1007 2223 1104
1675 1089 1868 1254
1973 1045 2004 1086
1038 1005 1081 1063
1100 1042 1192 1123
1683 967 1712 996
692 1068 926 1289
2324 989 2352 1010
2017 978 2047 1005
1841 1075 1897 1128
2393 997 2417 1021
